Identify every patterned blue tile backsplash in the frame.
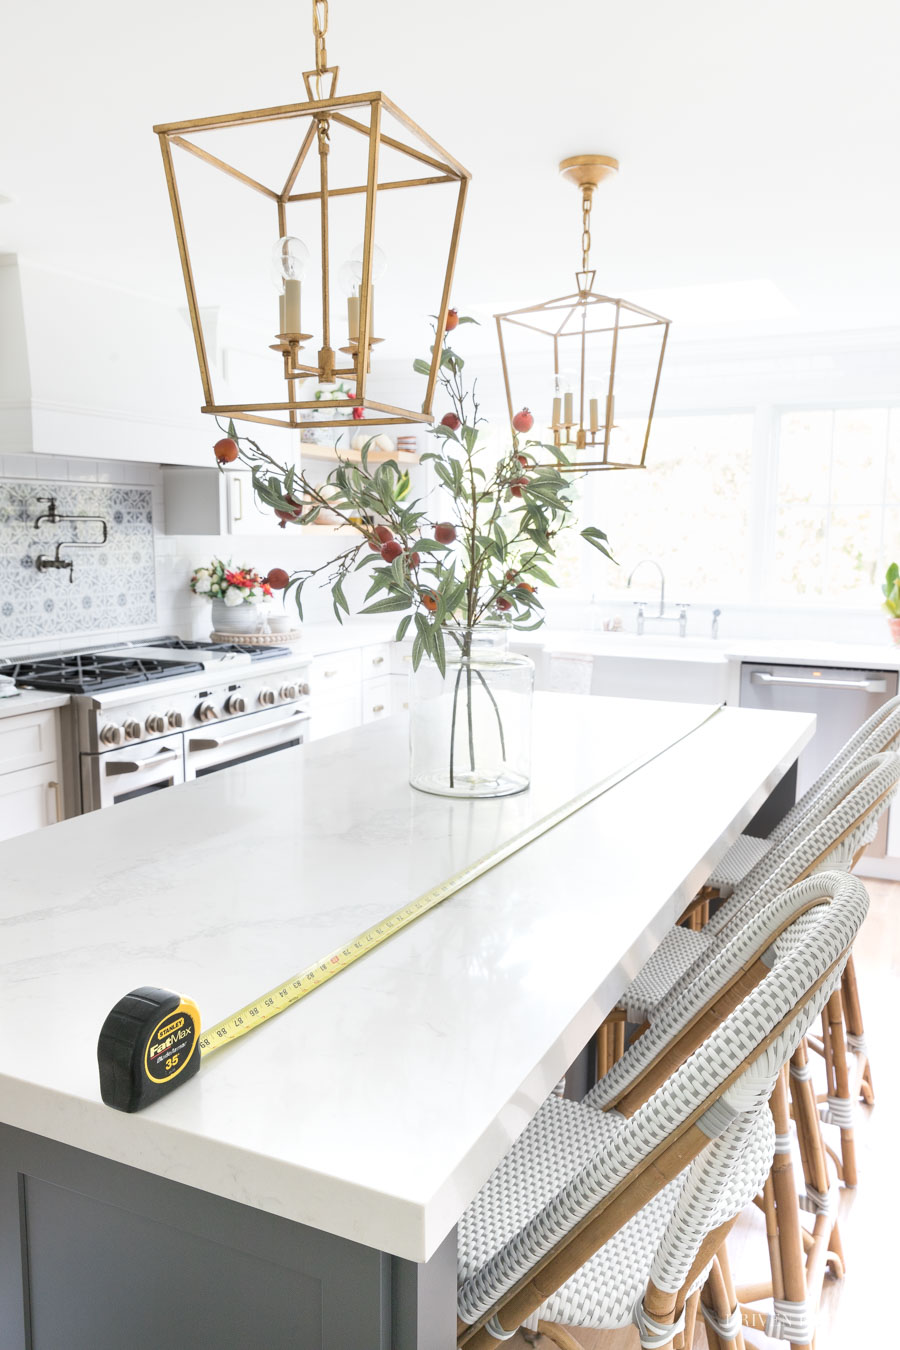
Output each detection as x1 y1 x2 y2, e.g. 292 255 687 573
0 480 156 642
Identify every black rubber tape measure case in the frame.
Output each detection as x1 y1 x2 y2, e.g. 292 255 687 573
98 987 202 1112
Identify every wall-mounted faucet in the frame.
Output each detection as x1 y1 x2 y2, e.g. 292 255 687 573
626 558 691 636
34 496 109 583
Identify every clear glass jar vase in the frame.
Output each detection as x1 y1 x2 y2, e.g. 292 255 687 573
409 625 534 797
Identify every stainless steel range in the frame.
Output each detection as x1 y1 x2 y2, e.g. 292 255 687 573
0 638 310 813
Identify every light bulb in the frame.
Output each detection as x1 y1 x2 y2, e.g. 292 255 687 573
550 374 571 430
272 236 309 284
338 260 359 297
349 242 388 284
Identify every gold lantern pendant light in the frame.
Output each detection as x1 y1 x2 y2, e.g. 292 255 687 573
154 0 470 432
495 155 671 471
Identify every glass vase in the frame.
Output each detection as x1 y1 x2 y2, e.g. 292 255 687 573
409 625 534 797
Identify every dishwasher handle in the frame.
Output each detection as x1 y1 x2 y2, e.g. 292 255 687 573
750 671 888 694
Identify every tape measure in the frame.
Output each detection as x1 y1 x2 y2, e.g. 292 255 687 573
97 705 721 1112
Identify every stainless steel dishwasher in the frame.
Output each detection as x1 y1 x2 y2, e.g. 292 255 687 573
740 662 898 853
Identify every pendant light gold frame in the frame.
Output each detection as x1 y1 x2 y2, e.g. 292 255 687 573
495 155 670 471
155 55 469 432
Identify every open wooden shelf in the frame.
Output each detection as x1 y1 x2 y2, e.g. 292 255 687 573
299 441 419 466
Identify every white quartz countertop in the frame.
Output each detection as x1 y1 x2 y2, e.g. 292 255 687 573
0 687 70 719
0 694 813 1260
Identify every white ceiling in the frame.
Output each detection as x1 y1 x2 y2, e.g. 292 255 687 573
3 0 900 349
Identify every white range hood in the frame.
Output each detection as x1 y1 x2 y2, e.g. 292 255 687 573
0 254 210 463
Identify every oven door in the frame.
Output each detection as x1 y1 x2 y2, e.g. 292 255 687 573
185 706 309 780
81 738 186 811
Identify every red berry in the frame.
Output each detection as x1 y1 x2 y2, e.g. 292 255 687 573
214 437 239 463
352 405 365 420
422 591 438 612
512 408 534 434
517 581 535 593
434 522 457 545
267 568 290 590
517 454 529 467
510 486 523 498
368 538 381 552
445 309 459 332
440 412 461 431
409 552 421 568
505 570 518 581
375 524 394 544
496 597 512 611
381 540 403 563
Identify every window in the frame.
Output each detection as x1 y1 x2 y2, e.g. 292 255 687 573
768 408 900 601
583 413 754 601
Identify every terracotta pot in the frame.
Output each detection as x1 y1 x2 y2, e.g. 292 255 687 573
889 616 900 645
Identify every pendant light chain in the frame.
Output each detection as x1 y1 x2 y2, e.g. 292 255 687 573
581 187 593 273
312 0 329 98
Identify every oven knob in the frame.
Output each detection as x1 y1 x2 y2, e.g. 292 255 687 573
280 684 298 701
100 723 123 747
299 682 310 696
167 710 184 729
225 694 246 714
258 688 276 706
123 719 142 741
145 713 166 735
196 702 218 722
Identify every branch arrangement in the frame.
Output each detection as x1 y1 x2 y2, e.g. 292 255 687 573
215 314 614 672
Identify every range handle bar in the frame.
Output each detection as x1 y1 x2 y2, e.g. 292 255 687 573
188 709 309 752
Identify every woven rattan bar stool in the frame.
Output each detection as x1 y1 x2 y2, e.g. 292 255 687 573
707 696 900 901
587 874 856 1350
456 873 868 1350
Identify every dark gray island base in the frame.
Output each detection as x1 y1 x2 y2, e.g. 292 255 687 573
0 1123 457 1350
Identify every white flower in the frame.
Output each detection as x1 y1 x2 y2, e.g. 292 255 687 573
193 571 212 594
224 585 246 607
249 587 263 601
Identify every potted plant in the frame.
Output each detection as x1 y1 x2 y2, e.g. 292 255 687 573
215 316 614 795
190 559 273 635
883 562 900 644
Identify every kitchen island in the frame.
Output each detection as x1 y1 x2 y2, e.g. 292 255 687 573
0 694 813 1349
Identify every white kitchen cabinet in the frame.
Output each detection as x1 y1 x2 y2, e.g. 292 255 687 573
0 763 62 841
361 677 393 723
0 708 63 841
162 467 285 537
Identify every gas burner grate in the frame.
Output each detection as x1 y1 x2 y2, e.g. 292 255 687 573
146 636 291 660
0 653 205 693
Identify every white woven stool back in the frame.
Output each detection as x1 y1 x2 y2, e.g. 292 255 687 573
456 872 869 1335
708 750 900 940
769 693 900 845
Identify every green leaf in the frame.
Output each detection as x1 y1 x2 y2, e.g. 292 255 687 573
359 594 414 616
411 632 425 670
456 316 480 325
395 614 413 643
227 418 238 439
332 575 350 615
431 620 447 677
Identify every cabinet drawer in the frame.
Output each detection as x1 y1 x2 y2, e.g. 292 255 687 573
362 677 393 723
0 709 58 776
0 763 62 841
361 643 391 680
310 648 362 691
391 642 415 675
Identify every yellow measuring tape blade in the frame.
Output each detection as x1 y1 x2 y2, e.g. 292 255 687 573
197 704 722 1057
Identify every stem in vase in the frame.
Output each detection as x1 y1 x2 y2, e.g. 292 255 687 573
448 660 464 789
465 661 475 772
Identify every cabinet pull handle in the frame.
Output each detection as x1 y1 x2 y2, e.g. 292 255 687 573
750 671 888 693
48 779 62 822
232 476 243 522
324 669 338 677
372 704 384 713
371 656 384 665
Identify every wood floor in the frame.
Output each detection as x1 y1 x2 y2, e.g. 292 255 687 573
508 876 900 1349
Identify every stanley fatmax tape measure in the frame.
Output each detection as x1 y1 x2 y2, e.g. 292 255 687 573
98 706 721 1112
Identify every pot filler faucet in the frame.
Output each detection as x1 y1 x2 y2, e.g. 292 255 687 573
626 558 690 636
34 496 109 583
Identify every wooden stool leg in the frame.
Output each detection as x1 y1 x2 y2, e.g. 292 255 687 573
683 1289 700 1348
596 1022 610 1080
766 1069 815 1350
821 988 858 1187
841 954 874 1104
701 1247 745 1350
535 1322 583 1349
